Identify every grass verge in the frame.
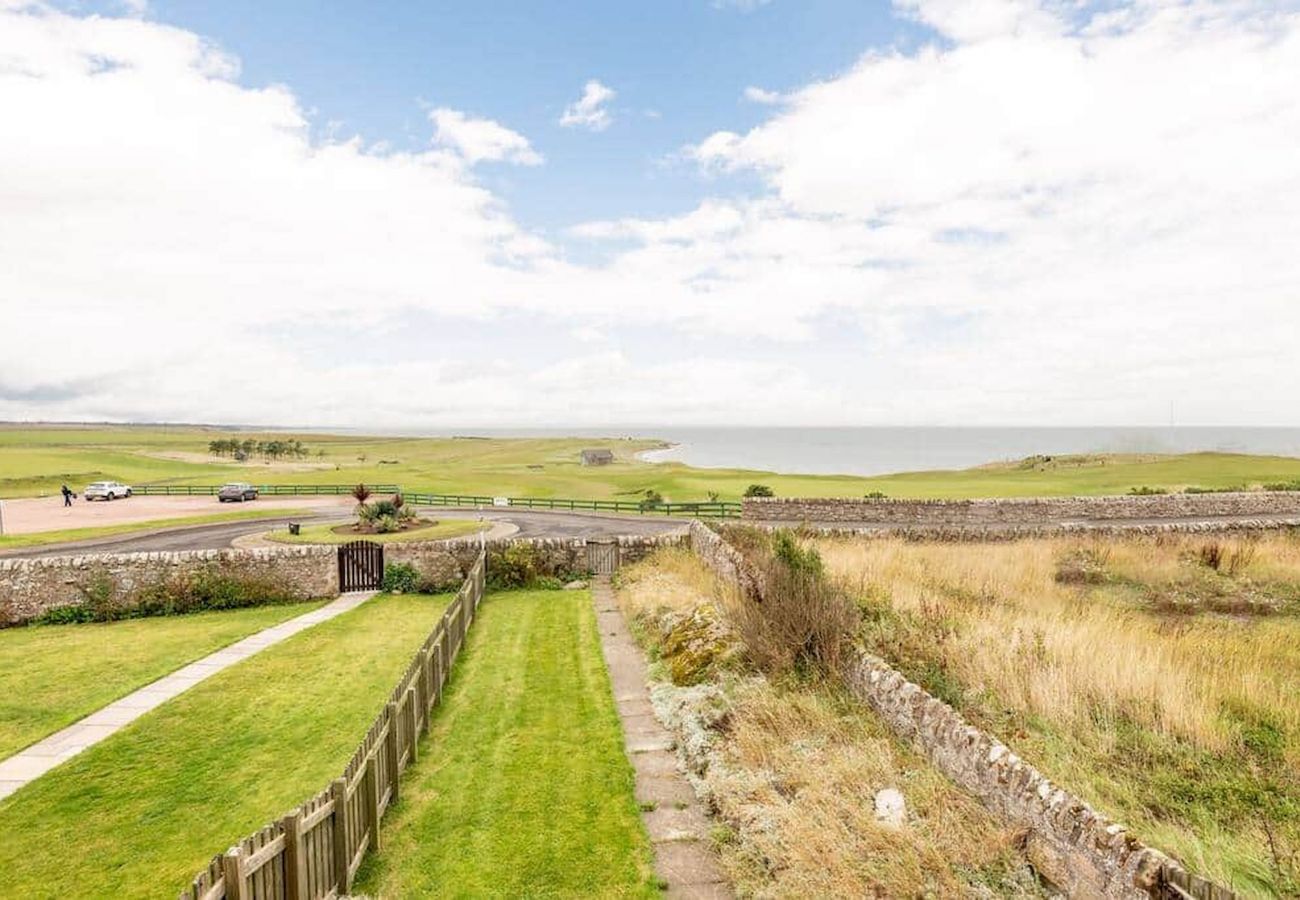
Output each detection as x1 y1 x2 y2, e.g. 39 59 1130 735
353 589 658 898
0 592 449 898
0 601 323 759
0 507 313 550
262 518 487 545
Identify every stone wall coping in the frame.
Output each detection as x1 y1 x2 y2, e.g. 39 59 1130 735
745 490 1298 506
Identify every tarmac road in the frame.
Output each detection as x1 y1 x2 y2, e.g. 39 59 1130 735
0 507 689 560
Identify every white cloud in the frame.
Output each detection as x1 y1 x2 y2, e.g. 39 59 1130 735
559 79 615 131
742 86 781 104
429 107 541 165
2 1 1299 428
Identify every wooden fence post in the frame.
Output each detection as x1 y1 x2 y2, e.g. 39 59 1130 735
417 648 431 734
221 847 245 900
364 751 382 854
406 685 420 764
330 777 350 894
281 811 307 900
433 643 444 705
385 701 400 800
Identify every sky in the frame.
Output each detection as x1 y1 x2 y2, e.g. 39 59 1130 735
1 0 1298 428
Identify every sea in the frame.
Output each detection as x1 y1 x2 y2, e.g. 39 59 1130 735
439 426 1300 478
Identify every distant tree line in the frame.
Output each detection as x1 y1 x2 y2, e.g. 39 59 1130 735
208 438 311 461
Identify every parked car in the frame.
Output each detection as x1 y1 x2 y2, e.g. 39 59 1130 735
218 482 259 502
84 481 132 501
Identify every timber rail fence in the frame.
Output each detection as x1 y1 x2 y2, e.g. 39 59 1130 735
131 483 742 518
179 551 486 900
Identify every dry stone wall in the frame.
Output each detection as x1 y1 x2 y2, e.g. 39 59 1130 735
0 534 684 627
744 491 1300 525
685 521 1231 900
387 534 685 587
795 518 1299 542
0 547 337 627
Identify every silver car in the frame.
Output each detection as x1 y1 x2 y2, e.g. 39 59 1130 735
218 482 259 502
84 481 132 501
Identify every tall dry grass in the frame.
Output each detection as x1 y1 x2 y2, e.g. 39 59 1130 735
818 532 1300 896
819 534 1300 756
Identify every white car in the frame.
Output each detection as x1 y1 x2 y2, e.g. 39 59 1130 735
84 481 132 501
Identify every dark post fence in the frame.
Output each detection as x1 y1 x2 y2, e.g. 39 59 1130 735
130 484 741 517
180 552 486 900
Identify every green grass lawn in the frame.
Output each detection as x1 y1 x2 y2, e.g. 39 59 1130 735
0 592 449 898
0 602 323 758
0 507 313 550
354 589 658 898
263 517 487 545
4 424 1300 501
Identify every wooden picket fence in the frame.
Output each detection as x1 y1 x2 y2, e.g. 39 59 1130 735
179 551 487 900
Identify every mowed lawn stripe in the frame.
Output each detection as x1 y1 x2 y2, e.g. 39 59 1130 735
355 589 658 899
0 592 448 899
0 601 324 759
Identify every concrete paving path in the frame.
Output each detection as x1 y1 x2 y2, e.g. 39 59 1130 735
591 577 731 899
0 591 377 801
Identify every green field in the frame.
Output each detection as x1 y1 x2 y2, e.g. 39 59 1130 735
0 507 312 551
0 602 322 758
263 518 487 545
0 592 448 898
354 589 657 897
4 424 1300 502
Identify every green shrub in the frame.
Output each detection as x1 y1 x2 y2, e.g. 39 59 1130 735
639 489 664 511
743 484 774 498
863 491 888 499
533 575 564 590
1263 480 1300 492
33 604 95 626
1128 486 1168 496
772 530 824 578
1183 485 1243 494
488 543 541 590
416 572 463 594
382 562 421 593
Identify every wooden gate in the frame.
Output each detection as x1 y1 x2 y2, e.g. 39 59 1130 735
586 540 619 576
339 540 384 591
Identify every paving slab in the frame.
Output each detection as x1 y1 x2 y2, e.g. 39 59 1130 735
0 590 377 802
590 576 731 898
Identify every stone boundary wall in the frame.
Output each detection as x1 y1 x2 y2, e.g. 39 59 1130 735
777 517 1300 543
744 491 1300 525
0 547 337 627
386 534 685 588
0 534 687 627
684 521 1232 900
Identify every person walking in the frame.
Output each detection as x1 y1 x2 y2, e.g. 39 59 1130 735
61 484 73 507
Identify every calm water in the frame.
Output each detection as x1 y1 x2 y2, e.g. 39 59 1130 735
447 427 1300 478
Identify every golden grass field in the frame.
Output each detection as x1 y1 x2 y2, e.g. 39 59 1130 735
818 533 1300 897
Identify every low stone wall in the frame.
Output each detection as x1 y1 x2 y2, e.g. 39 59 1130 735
0 547 337 627
687 521 766 601
0 535 684 627
387 534 685 587
684 522 1231 899
744 491 1300 525
792 517 1300 542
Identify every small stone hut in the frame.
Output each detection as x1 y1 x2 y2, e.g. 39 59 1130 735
580 448 615 466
